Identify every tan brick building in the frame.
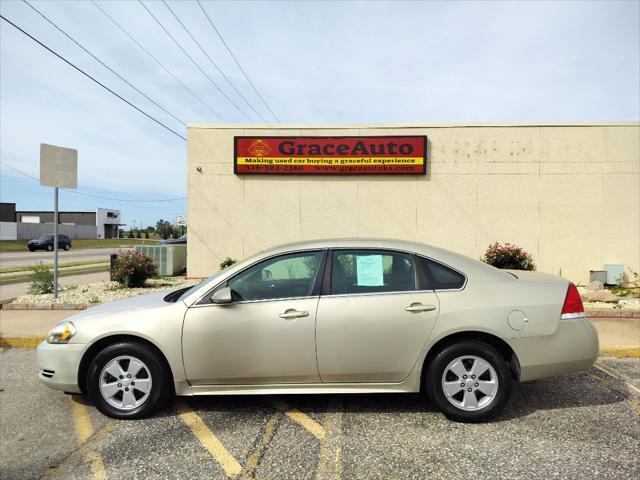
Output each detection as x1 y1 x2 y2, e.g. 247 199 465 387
187 123 639 284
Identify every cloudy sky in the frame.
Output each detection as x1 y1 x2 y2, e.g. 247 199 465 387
1 0 639 227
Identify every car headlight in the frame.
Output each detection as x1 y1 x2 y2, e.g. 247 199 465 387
47 321 77 344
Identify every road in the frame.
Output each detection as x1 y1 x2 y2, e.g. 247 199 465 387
0 248 131 269
0 271 110 301
0 348 638 480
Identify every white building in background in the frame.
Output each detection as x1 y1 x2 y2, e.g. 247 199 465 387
0 203 124 240
96 208 123 239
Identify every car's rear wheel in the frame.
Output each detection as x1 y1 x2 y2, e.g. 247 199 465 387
426 341 512 423
64 244 70 251
47 245 53 251
86 342 170 419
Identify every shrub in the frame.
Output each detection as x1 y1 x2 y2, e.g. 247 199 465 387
128 229 134 239
144 231 149 239
28 263 55 294
111 250 158 287
219 256 237 270
481 242 536 271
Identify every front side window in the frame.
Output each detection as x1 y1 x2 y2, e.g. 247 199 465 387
331 250 415 295
228 251 323 302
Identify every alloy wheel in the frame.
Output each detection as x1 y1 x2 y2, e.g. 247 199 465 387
441 355 498 411
99 355 153 410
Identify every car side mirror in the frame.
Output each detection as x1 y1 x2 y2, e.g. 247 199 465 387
211 287 232 304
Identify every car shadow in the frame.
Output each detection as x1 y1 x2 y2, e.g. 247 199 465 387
153 368 630 423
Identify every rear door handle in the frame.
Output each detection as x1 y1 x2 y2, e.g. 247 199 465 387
405 303 437 313
279 309 309 319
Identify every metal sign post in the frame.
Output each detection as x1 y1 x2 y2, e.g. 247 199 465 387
40 144 78 298
177 214 186 236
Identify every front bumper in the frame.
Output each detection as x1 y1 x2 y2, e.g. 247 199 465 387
508 317 599 382
36 341 85 393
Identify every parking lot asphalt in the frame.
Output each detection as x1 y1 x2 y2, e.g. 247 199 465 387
1 347 638 480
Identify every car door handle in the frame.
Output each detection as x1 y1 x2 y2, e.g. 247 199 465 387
279 309 309 319
405 303 437 312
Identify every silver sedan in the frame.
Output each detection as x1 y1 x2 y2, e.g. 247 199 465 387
37 239 598 422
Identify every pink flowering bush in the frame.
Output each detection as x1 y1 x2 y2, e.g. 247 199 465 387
111 250 158 288
481 242 536 271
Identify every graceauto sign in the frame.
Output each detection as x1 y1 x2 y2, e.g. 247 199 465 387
234 136 427 175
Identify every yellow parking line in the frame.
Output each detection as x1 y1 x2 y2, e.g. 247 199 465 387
595 363 640 394
315 404 343 480
84 452 106 480
177 400 243 478
69 397 108 479
70 397 94 443
271 398 326 440
241 413 280 479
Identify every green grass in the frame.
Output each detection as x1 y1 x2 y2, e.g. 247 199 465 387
0 238 158 252
0 264 110 283
0 259 109 274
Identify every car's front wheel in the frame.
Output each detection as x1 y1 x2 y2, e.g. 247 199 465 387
64 244 70 251
86 341 170 419
426 340 512 423
47 245 53 251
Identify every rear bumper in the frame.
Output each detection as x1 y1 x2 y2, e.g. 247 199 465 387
508 317 599 382
36 341 85 393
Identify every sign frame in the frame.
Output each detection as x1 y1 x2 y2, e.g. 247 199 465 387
233 135 427 176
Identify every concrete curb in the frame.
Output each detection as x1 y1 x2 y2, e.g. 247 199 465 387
587 309 640 319
599 348 640 358
1 303 90 310
0 336 45 348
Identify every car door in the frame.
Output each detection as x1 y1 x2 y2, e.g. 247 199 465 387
316 249 440 383
182 250 326 385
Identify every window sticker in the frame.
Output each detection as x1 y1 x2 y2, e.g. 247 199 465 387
356 255 384 286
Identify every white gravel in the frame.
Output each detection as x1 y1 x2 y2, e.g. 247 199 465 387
13 277 200 304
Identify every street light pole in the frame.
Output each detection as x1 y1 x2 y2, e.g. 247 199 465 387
53 186 59 298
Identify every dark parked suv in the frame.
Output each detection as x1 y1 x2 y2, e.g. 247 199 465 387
28 234 72 252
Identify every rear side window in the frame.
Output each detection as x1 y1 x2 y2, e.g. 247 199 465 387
418 257 466 290
331 250 415 295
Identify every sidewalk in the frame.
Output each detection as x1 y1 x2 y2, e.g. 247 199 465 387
1 309 638 351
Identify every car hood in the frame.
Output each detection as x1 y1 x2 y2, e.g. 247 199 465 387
67 290 172 323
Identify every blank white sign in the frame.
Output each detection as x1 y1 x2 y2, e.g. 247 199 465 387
40 143 77 188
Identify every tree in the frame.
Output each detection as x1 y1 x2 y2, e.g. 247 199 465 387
155 219 174 240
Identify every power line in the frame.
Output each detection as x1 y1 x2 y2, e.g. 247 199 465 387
0 161 186 203
196 0 280 123
91 0 224 122
163 0 268 123
138 0 250 123
23 0 184 126
0 13 187 141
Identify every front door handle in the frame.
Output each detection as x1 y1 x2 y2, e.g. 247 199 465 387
405 303 437 313
279 309 309 319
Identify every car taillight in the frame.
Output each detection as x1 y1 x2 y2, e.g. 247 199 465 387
561 282 584 319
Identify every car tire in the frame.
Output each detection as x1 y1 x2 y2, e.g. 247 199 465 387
47 245 53 251
28 247 35 252
426 340 512 423
86 341 171 419
64 244 70 251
